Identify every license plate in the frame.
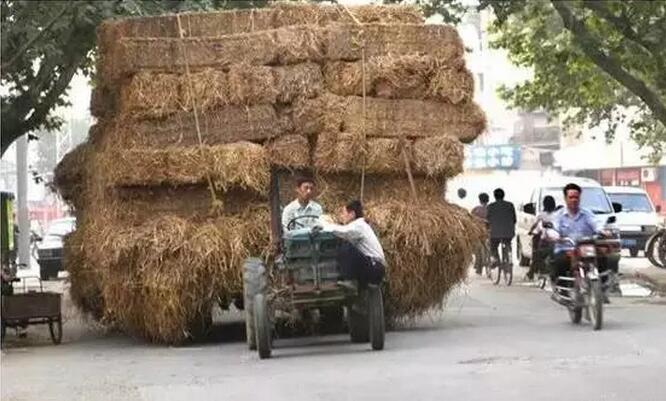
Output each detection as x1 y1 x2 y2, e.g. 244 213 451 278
622 239 637 247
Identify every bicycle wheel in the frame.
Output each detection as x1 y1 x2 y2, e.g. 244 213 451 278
502 243 513 286
646 231 662 268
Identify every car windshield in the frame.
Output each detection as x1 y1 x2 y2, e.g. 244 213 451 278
609 193 653 213
46 220 75 237
542 187 613 214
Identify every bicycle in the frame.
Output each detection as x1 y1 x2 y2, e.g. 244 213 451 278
646 229 665 269
489 239 513 286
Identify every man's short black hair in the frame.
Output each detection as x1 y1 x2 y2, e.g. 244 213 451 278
479 193 489 204
493 188 505 200
295 175 315 188
563 183 582 196
345 200 364 219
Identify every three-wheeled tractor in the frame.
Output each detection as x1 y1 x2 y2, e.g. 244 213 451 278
242 171 385 359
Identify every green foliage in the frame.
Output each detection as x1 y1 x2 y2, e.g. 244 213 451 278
0 0 271 156
487 0 666 163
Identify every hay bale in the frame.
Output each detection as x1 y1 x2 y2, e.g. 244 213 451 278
314 131 405 174
324 55 472 103
314 132 464 177
99 142 269 193
296 95 486 142
92 209 270 344
63 229 104 320
111 23 462 79
113 186 265 225
113 26 326 80
97 4 421 43
119 72 182 119
366 200 485 316
115 63 322 120
267 134 310 169
326 24 463 63
412 136 464 177
274 63 323 103
105 104 289 149
52 142 92 211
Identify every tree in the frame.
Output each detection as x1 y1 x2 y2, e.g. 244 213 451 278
387 0 666 162
0 0 271 156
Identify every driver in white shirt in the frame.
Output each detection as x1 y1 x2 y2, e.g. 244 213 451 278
281 175 323 232
316 200 386 289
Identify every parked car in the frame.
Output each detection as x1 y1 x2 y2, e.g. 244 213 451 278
36 217 76 280
605 186 662 257
516 177 621 267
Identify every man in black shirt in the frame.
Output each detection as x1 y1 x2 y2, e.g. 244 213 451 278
486 188 516 266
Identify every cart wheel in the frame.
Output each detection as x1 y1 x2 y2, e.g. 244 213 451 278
253 293 271 359
367 286 385 351
243 258 265 351
349 292 369 343
49 316 62 345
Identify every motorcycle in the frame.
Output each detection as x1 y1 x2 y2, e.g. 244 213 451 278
544 223 618 331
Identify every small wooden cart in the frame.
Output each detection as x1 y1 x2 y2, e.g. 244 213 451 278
1 277 62 344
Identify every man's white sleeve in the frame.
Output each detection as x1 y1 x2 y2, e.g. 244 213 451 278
321 221 363 242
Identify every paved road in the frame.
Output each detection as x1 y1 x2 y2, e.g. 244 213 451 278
2 261 665 401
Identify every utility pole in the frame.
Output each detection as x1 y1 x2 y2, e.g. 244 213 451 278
16 134 30 270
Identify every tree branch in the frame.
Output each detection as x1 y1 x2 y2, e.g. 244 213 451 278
551 0 666 128
1 1 72 74
581 0 663 60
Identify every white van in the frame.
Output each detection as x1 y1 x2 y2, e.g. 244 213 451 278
516 177 620 267
604 186 662 257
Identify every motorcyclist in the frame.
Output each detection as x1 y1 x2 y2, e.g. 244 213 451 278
546 183 612 301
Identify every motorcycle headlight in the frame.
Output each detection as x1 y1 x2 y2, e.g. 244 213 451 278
578 244 597 258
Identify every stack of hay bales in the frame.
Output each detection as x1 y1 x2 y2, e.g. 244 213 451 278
55 2 486 344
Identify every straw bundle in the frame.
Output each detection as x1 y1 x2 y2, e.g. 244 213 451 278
99 142 269 193
116 63 323 120
314 132 464 177
105 104 289 149
324 55 472 103
63 228 104 320
412 135 465 177
314 131 405 174
111 23 462 79
113 186 265 225
294 94 486 142
92 209 270 344
267 134 311 169
366 200 485 316
97 3 421 45
52 142 92 212
113 26 326 79
325 24 464 63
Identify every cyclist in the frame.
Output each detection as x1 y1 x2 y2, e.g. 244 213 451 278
486 188 516 268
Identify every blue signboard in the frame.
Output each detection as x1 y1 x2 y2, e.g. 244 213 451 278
463 145 522 170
